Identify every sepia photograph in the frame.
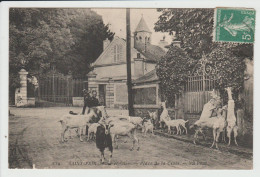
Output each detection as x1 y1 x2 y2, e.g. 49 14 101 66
2 3 256 172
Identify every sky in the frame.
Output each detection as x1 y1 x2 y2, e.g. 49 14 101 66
92 8 173 45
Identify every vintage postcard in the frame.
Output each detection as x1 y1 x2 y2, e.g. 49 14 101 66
1 1 259 177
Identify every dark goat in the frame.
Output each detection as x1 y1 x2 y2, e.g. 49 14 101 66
96 124 114 165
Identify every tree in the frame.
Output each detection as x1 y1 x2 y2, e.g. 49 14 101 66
64 9 114 78
154 8 253 60
155 8 253 108
9 8 114 103
208 44 246 103
156 45 195 107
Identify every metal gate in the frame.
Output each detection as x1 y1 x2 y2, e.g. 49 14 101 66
184 55 218 114
37 71 88 105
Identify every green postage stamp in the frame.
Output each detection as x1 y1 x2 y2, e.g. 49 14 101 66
214 8 256 43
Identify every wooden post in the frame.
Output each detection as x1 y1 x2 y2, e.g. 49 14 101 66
126 8 134 116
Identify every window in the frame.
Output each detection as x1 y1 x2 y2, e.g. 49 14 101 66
133 87 157 105
114 45 121 62
139 36 142 40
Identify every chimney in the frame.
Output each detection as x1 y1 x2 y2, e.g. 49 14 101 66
103 38 110 51
134 53 144 78
172 41 181 48
158 35 169 51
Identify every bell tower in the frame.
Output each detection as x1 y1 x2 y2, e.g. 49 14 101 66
134 15 152 47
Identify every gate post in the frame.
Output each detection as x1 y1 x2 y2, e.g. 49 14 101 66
16 69 28 107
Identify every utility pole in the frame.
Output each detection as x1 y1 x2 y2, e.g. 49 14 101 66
126 8 134 116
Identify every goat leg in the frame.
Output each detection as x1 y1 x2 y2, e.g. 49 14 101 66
176 126 179 135
111 134 118 149
210 128 216 148
193 129 199 145
223 128 227 143
79 128 83 142
234 126 238 146
87 132 91 141
108 146 113 165
215 130 221 150
134 132 140 151
75 128 79 137
62 127 68 142
227 127 232 146
130 140 135 151
100 150 105 164
69 130 72 139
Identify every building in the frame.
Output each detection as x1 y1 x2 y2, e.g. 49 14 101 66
87 16 166 108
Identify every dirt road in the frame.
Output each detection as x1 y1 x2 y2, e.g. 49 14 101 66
8 107 252 169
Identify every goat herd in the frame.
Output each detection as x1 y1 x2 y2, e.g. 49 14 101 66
58 87 239 165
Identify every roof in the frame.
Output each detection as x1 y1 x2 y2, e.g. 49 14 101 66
133 69 159 84
134 16 151 33
93 36 166 67
135 42 166 62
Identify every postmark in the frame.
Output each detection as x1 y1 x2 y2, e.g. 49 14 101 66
214 8 256 43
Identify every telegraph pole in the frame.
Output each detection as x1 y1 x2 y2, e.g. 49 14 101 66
126 8 134 116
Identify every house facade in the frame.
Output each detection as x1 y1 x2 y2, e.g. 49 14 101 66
87 16 166 108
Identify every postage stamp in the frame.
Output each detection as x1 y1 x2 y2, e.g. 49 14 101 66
214 8 256 43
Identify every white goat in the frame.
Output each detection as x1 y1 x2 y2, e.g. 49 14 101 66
159 101 171 128
164 119 181 135
191 90 221 143
87 123 100 141
128 116 143 129
148 111 157 120
211 105 228 149
142 119 154 136
103 116 128 125
109 121 140 151
175 119 189 135
59 110 96 142
225 87 239 146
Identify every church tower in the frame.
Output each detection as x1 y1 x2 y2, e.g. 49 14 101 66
134 15 152 47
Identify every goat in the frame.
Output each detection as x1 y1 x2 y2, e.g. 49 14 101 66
128 116 143 129
192 107 224 145
107 115 143 129
159 101 171 129
142 119 154 136
159 103 182 135
163 119 181 135
96 123 114 165
148 111 158 127
211 105 228 149
190 90 221 143
109 121 140 151
59 110 96 142
225 87 239 146
175 119 189 135
87 123 100 141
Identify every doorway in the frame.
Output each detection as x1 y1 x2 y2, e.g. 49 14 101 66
99 84 106 106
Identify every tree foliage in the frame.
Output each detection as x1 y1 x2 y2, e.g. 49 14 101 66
155 8 253 105
208 45 246 103
9 8 114 102
154 8 253 60
156 46 195 106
